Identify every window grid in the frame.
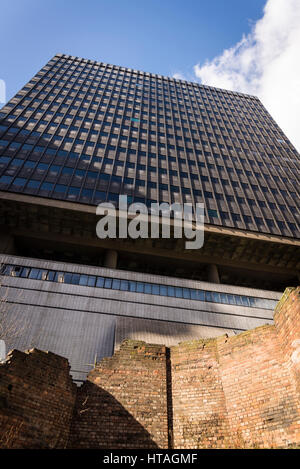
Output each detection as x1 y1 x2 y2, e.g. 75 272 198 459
0 53 299 238
1 263 278 310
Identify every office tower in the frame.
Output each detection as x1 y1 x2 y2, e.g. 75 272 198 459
0 54 299 381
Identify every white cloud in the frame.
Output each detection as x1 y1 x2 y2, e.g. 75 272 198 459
0 79 6 104
193 0 300 152
172 72 187 80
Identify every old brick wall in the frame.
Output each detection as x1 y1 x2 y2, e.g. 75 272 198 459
217 325 300 448
0 287 299 449
171 286 300 449
274 287 300 396
171 338 230 448
0 349 76 449
68 340 169 449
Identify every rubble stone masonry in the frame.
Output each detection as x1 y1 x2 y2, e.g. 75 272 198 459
0 287 299 449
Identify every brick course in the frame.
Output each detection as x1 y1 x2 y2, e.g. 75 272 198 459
0 287 299 449
69 340 169 449
0 349 76 448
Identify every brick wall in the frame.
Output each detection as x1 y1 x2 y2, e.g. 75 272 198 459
0 349 76 449
0 287 299 449
274 287 300 396
171 287 300 448
171 338 230 448
69 340 169 449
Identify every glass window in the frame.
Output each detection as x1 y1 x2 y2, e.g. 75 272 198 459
212 292 221 303
120 280 129 291
40 182 53 191
53 184 67 194
88 276 96 287
227 295 236 305
112 279 121 290
11 266 22 277
79 275 89 286
64 272 73 283
55 272 64 283
241 296 249 307
104 278 112 288
47 271 55 282
235 295 244 306
12 178 27 187
0 175 13 184
220 293 228 304
70 274 80 285
129 281 136 292
37 270 48 281
96 276 105 288
29 268 40 279
20 267 30 278
136 282 144 293
205 291 212 302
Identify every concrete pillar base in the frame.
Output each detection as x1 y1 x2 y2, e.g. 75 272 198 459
104 250 118 269
0 233 15 255
207 264 220 284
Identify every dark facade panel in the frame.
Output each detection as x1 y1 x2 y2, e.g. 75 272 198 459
0 53 299 238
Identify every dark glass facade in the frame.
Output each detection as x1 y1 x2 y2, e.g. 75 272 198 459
0 53 299 238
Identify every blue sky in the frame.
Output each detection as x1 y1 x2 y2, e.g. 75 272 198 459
1 0 299 150
1 0 264 100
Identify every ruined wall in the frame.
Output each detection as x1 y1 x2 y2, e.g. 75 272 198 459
0 349 76 449
69 340 169 449
171 287 300 448
0 287 299 449
274 287 300 396
170 337 230 448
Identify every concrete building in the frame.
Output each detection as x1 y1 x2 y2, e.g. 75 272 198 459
0 54 299 381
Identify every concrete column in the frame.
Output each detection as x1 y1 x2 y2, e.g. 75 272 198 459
0 233 15 255
103 250 118 269
207 264 220 284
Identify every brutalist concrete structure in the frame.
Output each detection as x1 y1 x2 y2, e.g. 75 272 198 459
0 54 299 381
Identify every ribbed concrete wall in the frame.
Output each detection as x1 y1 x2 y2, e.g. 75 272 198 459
0 254 281 381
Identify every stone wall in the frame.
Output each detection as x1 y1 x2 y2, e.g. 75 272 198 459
0 287 299 449
0 349 76 448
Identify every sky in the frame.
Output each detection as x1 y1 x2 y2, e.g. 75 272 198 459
0 0 299 151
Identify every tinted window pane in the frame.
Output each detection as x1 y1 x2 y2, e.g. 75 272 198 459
120 280 129 291
175 287 183 298
71 274 80 285
136 282 144 293
64 272 72 283
47 271 55 281
112 279 121 290
88 276 96 287
29 268 40 279
96 277 105 288
104 278 112 288
129 281 136 292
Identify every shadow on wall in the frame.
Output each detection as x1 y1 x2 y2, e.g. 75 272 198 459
69 381 159 449
114 315 236 349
